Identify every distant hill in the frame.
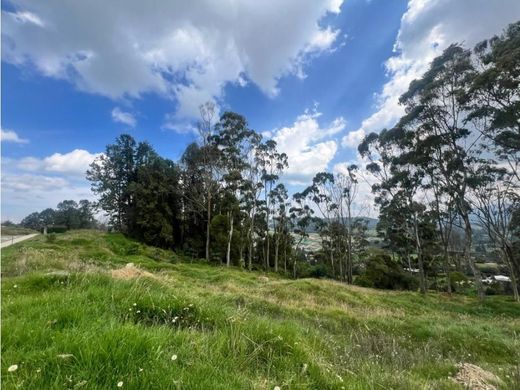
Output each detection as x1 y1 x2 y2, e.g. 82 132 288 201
305 216 379 233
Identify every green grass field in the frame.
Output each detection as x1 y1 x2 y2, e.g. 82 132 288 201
1 230 519 389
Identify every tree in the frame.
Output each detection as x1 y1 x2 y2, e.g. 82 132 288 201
290 191 314 279
56 200 80 229
306 172 338 277
472 168 519 301
87 134 157 232
20 212 41 230
271 183 289 272
256 140 288 270
129 157 182 248
397 44 485 299
214 112 253 267
469 21 520 180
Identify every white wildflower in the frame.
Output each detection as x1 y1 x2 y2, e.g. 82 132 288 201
171 354 178 361
8 364 18 372
117 381 123 387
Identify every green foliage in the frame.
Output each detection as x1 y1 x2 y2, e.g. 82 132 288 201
355 252 419 290
449 271 471 293
2 231 520 389
45 233 57 243
46 226 68 234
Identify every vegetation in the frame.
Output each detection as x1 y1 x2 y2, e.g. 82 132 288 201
20 200 97 231
15 21 520 303
2 231 520 389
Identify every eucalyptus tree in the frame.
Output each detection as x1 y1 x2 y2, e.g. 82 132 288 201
397 44 485 299
306 172 338 277
242 132 263 270
214 112 252 266
290 191 314 278
270 183 289 272
469 21 520 180
334 167 359 284
472 168 519 301
256 140 288 270
196 102 221 262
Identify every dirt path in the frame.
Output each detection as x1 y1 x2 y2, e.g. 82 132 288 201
1 234 39 248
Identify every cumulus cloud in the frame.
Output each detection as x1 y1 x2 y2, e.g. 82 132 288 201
1 173 94 221
111 107 136 127
3 1 343 119
2 174 68 192
341 128 365 148
351 0 520 139
1 129 29 144
2 149 101 221
17 149 102 177
269 108 346 184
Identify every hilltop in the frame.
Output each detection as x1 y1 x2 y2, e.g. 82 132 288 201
1 230 519 389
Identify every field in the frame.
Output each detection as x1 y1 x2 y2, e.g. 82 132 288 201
1 230 519 389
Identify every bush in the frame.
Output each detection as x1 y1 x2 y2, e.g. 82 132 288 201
354 253 418 290
449 271 470 293
126 242 140 256
45 225 68 234
46 233 57 243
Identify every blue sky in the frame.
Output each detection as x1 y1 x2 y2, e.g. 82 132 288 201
2 0 520 221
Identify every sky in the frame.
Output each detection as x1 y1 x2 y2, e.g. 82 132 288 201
2 0 520 222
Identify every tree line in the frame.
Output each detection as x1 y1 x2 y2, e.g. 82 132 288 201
86 21 519 299
20 199 97 231
18 21 520 300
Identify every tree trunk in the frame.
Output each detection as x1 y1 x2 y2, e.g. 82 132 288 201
206 191 211 262
226 211 233 267
461 213 484 300
274 237 279 272
248 209 255 271
346 212 353 284
444 245 452 295
504 244 519 302
284 245 287 273
330 247 335 279
266 234 270 271
413 212 427 294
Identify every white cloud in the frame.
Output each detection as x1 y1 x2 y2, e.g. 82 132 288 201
351 0 520 139
9 10 45 27
2 174 69 192
307 26 341 52
1 129 29 144
1 173 94 222
269 108 346 184
1 149 100 221
17 149 102 177
341 128 365 148
3 1 343 119
111 107 136 127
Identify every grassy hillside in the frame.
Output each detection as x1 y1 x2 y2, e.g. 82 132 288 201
2 230 519 389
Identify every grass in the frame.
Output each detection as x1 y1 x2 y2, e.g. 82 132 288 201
1 226 38 236
2 230 520 389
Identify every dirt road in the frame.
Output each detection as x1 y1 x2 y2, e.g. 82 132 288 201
1 234 39 248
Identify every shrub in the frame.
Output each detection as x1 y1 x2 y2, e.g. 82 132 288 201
46 233 57 243
45 225 68 234
449 271 470 293
126 242 140 256
354 253 418 290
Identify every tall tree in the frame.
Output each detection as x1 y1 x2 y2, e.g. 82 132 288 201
256 140 288 270
397 44 485 299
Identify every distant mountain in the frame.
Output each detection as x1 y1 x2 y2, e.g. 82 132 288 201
305 217 379 233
